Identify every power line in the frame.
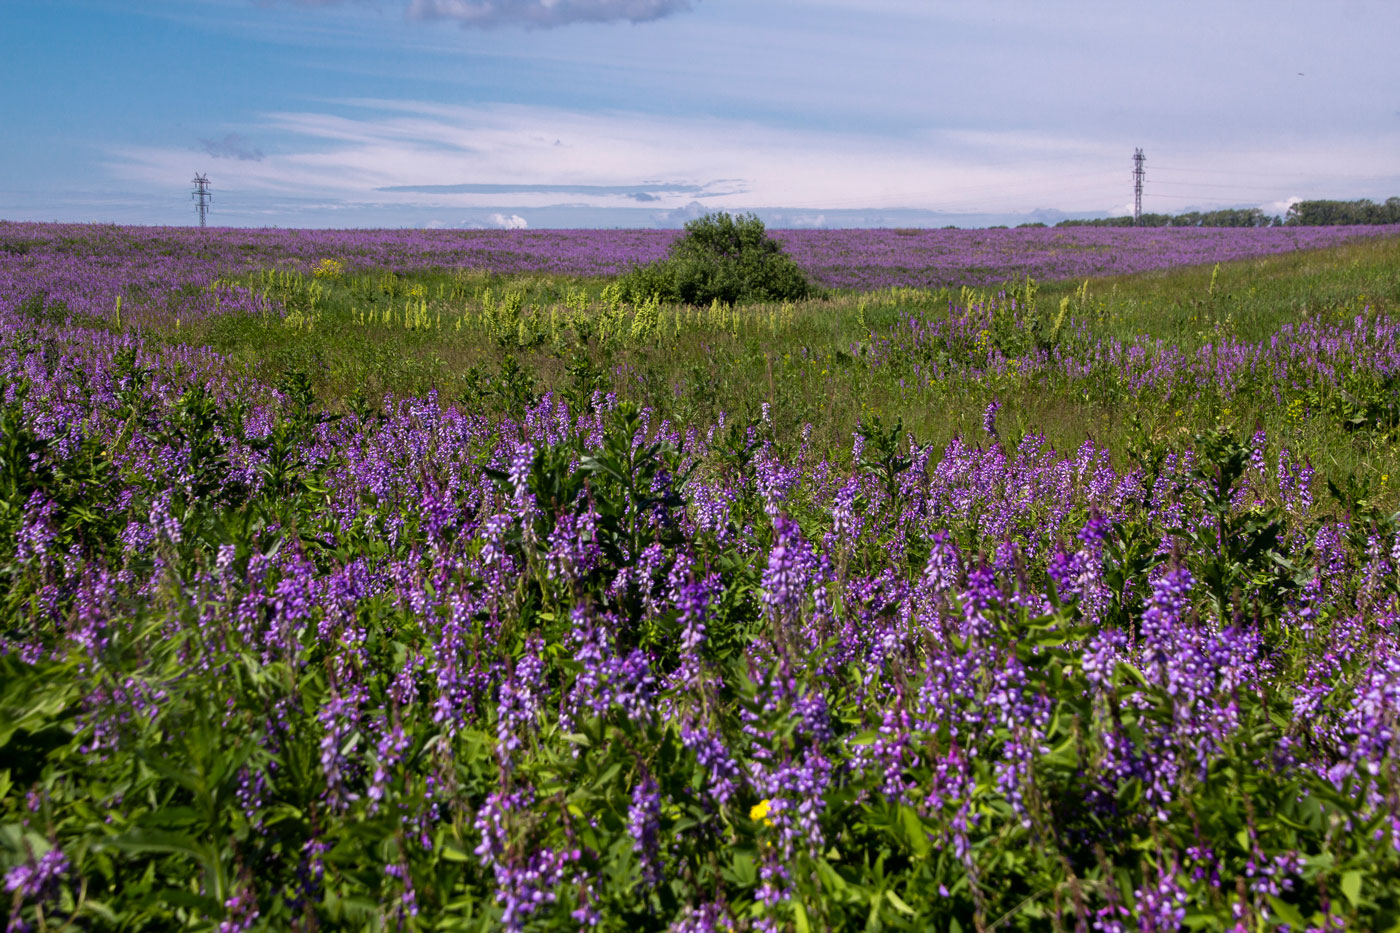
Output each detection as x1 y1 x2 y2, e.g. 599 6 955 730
1154 165 1400 182
762 170 1123 211
1141 192 1272 202
1152 180 1298 193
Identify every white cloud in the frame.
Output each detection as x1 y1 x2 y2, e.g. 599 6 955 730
108 99 1400 222
408 0 693 27
651 200 709 227
199 133 265 162
1264 196 1303 216
489 212 528 229
779 213 827 229
280 0 694 27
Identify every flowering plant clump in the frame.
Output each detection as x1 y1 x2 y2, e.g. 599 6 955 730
0 224 1399 929
312 257 345 279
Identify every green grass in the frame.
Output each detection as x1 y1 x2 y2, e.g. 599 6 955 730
1034 234 1400 345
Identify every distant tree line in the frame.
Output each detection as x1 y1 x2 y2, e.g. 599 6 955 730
1051 197 1400 228
1279 197 1400 226
1056 209 1277 228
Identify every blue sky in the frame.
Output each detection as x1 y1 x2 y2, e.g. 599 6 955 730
2 0 1398 228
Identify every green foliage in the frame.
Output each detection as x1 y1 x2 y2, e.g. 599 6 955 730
14 292 73 325
0 388 121 608
1058 208 1282 228
1308 370 1400 443
1054 195 1400 228
1285 196 1400 227
856 414 913 509
1172 429 1301 626
489 354 539 419
618 213 813 305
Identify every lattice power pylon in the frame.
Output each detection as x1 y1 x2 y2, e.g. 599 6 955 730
1132 149 1146 226
192 173 212 228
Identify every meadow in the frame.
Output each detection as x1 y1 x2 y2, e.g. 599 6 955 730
2 219 1400 931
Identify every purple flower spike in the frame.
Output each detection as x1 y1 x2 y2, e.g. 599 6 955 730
982 399 1002 436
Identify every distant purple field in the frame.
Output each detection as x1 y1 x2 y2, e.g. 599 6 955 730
3 221 1399 317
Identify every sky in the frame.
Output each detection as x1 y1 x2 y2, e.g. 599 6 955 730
1 0 1398 229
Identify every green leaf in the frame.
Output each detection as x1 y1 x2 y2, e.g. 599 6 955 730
816 859 848 894
156 888 222 913
1303 851 1335 873
899 806 930 857
886 889 917 916
1266 896 1305 928
107 828 212 861
591 761 623 790
793 900 812 933
1114 661 1148 688
440 842 473 863
1044 733 1078 769
722 850 757 887
79 900 119 923
1341 870 1363 906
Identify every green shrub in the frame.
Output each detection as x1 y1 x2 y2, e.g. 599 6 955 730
620 212 812 305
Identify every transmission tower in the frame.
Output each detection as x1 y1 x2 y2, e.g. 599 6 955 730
1132 149 1145 226
192 173 212 228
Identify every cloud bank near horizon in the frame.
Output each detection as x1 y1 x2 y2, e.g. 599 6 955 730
378 181 743 202
104 97 1400 229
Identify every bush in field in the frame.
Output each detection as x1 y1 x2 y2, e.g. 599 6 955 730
620 212 812 305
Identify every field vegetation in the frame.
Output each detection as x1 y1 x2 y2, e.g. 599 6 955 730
2 217 1400 931
1057 196 1400 229
166 227 1400 487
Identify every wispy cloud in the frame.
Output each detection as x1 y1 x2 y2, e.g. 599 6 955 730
114 99 1112 211
107 99 1400 224
409 0 693 28
199 133 265 162
278 0 695 28
377 181 739 198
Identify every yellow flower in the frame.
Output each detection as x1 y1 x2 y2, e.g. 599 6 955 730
1286 398 1305 426
749 799 773 825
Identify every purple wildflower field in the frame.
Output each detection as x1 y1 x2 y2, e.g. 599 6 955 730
5 221 1400 312
2 219 1400 931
